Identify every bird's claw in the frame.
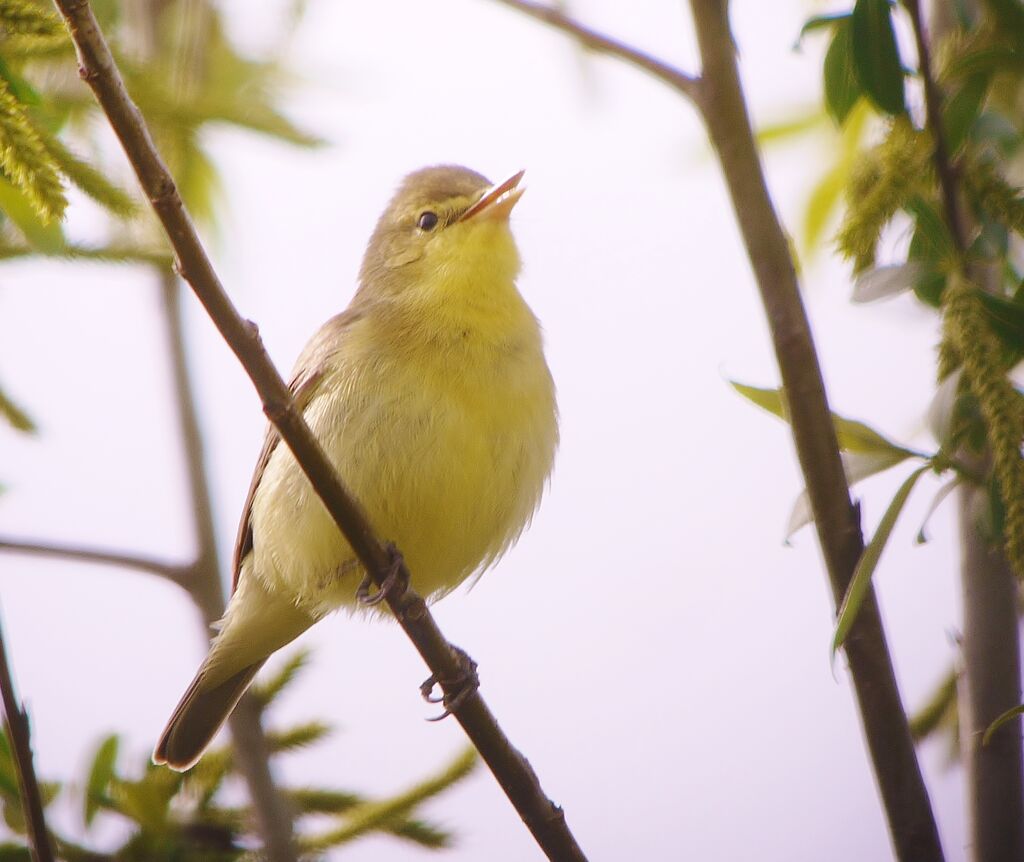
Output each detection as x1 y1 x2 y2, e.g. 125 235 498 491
420 645 479 721
356 543 408 606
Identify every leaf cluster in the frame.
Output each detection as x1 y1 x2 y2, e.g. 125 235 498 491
0 649 475 859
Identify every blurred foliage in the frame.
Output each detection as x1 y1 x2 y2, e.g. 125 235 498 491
0 649 476 858
750 0 1024 755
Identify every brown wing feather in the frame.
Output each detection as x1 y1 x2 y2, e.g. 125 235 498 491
230 308 363 593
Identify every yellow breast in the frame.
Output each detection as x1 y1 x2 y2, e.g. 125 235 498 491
249 285 558 615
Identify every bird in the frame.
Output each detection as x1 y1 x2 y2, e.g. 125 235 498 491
153 165 559 771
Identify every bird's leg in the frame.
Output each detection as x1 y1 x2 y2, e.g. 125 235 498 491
420 645 480 721
356 542 408 606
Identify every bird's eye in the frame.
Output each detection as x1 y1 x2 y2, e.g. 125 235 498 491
417 211 439 231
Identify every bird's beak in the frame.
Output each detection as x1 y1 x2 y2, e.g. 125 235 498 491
459 170 526 223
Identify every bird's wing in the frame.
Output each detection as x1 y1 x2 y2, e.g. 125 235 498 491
230 309 362 593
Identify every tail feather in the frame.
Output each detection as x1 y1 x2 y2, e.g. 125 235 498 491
153 565 317 771
153 661 265 771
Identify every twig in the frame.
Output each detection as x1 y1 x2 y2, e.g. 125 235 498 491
0 537 192 585
491 1 944 859
52 2 586 859
158 268 298 862
491 0 700 101
0 615 55 862
902 0 967 251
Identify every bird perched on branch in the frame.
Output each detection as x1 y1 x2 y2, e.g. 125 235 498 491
154 165 558 770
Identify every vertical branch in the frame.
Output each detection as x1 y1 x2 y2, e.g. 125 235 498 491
914 0 1024 857
0 616 55 862
157 269 298 862
959 478 1024 862
686 2 945 859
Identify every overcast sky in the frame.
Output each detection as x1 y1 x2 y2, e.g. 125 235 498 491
0 1 975 859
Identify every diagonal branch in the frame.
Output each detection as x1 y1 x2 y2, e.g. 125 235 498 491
0 615 55 862
52 2 586 859
490 0 699 100
0 536 193 586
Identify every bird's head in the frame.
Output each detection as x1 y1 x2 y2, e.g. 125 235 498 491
358 165 525 303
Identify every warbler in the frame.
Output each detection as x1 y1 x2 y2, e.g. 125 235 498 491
153 165 558 770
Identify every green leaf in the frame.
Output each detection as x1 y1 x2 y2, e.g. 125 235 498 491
38 135 137 218
984 0 1024 52
265 720 332 753
786 449 920 539
832 465 930 655
943 74 989 153
916 477 961 544
910 669 958 742
0 385 34 433
803 161 846 250
730 381 919 456
851 262 923 302
974 289 1024 355
302 748 476 852
907 197 954 306
850 0 906 115
83 734 118 827
798 12 852 43
0 177 64 252
756 109 826 146
983 703 1024 746
0 844 30 862
824 19 862 125
0 77 66 222
251 648 311 709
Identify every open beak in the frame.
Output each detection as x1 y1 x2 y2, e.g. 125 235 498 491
459 170 526 223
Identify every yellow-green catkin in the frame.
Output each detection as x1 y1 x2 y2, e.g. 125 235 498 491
0 0 61 36
836 118 932 272
0 75 65 222
967 159 1024 236
943 272 1024 576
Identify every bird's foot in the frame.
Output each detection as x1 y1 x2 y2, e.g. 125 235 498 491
356 543 408 606
420 645 479 721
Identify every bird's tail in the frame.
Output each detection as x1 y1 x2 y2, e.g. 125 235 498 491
153 566 316 771
152 660 265 771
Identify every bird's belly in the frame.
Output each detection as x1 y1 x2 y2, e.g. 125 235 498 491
249 355 556 615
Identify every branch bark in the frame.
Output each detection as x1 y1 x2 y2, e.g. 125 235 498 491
491 0 699 99
491 1 944 859
0 537 192 585
52 2 586 859
0 616 55 862
910 1 1024 857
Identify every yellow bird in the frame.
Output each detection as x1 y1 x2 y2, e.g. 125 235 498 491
154 166 558 770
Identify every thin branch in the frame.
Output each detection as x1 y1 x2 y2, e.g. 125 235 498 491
902 0 967 252
491 1 944 859
0 615 55 862
0 536 193 585
52 2 586 859
490 0 700 101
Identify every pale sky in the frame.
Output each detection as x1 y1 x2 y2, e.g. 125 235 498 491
0 1 974 859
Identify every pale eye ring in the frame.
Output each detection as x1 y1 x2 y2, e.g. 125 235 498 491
417 211 439 231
